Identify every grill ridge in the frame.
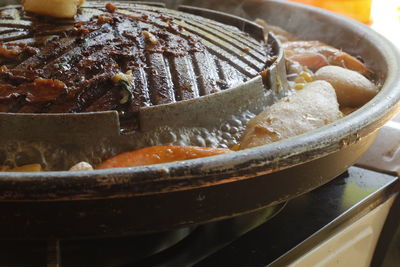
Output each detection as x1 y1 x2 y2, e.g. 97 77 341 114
119 8 263 75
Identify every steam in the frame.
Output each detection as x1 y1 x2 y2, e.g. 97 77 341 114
163 0 256 18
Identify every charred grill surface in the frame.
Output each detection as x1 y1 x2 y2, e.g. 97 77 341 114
0 3 270 119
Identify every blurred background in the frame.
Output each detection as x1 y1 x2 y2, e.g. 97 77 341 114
289 0 400 47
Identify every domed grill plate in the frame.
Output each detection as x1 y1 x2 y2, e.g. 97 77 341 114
0 2 288 170
0 2 270 115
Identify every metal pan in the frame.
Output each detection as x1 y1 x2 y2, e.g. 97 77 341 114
0 2 287 171
0 0 399 239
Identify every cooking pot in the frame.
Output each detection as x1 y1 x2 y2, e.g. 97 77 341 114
0 0 399 239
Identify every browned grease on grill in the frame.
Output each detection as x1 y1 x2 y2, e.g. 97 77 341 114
0 71 66 103
0 12 205 115
0 5 269 123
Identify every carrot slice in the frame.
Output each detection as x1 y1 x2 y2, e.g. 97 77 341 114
97 145 232 169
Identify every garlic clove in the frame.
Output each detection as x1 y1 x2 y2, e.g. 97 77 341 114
23 0 86 18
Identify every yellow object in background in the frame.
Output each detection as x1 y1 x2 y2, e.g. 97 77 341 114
0 164 42 172
289 0 373 24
